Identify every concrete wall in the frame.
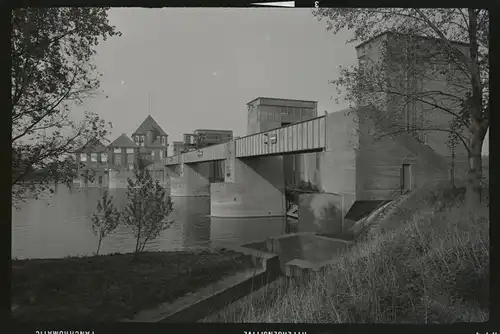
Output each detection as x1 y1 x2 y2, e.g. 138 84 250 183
210 155 286 217
317 110 358 214
356 108 450 200
170 162 210 197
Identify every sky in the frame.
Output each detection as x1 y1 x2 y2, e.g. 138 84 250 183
78 8 488 154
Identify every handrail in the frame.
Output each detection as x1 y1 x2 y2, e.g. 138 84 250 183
234 115 326 141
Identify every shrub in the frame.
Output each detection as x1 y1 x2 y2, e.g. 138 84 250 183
91 190 120 255
122 160 174 256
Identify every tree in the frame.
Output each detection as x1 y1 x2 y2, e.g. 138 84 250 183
91 190 120 255
122 160 174 256
11 8 121 206
313 8 489 207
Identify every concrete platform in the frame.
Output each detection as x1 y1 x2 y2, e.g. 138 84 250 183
238 232 353 278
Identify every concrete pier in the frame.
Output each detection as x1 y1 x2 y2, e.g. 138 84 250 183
170 162 210 197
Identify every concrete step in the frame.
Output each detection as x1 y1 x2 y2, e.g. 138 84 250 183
123 267 277 323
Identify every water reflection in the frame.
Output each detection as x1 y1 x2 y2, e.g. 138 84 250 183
210 216 286 247
11 186 285 259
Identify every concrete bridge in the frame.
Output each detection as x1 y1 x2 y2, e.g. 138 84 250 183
155 97 459 234
161 99 333 219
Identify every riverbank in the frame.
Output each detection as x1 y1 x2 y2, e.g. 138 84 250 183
12 249 253 322
203 184 489 323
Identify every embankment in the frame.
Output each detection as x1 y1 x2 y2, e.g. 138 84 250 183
203 184 489 323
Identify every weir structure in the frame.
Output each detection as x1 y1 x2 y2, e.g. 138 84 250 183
153 32 470 233
159 99 456 227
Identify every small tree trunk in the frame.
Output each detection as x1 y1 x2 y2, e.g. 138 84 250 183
96 237 102 256
465 133 483 208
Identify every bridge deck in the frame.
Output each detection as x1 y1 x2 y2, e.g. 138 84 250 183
163 115 326 166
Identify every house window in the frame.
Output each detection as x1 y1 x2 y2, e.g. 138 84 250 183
91 153 98 162
101 153 108 163
161 136 166 145
80 153 87 162
113 148 122 153
115 154 122 166
126 153 135 164
126 148 134 154
159 150 163 158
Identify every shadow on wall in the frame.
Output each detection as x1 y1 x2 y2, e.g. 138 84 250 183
298 193 343 235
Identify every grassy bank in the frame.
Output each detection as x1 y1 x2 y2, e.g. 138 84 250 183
204 184 489 323
12 249 253 322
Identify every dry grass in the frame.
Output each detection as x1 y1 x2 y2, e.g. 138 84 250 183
207 184 489 323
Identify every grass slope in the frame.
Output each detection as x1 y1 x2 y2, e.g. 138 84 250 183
205 184 489 323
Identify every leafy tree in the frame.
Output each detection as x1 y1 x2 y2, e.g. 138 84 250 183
11 8 121 206
91 191 120 255
122 160 174 256
313 8 489 207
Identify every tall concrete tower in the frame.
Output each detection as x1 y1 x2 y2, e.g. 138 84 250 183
246 97 320 186
355 32 470 181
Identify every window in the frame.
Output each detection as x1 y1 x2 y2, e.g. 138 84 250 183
159 150 163 158
113 148 122 153
126 153 135 164
101 153 108 163
126 148 134 154
161 136 166 145
91 153 98 162
151 151 155 157
115 154 122 166
80 153 87 162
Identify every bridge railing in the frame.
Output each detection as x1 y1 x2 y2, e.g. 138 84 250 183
235 115 326 157
163 142 229 165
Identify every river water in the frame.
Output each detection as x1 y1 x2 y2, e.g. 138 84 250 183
11 185 286 260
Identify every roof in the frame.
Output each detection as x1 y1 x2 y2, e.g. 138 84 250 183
355 31 470 50
246 97 318 105
132 115 167 136
194 129 233 133
148 138 165 148
108 133 138 148
79 139 107 153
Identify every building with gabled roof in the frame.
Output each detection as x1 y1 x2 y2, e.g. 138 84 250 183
74 138 110 188
109 133 139 148
107 133 140 171
133 115 168 136
130 115 168 162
